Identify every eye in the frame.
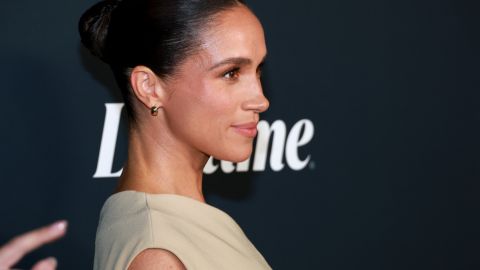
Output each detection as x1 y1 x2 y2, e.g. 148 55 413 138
223 67 240 80
256 66 263 79
256 62 265 79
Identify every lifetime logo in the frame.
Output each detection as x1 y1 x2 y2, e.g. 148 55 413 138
93 103 315 178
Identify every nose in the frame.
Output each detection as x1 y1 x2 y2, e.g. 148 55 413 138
241 82 270 113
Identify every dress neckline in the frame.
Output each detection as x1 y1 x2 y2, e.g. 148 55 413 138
110 190 206 204
102 190 242 231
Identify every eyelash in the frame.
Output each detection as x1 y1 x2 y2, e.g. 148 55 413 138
221 63 265 81
256 65 263 78
223 67 240 80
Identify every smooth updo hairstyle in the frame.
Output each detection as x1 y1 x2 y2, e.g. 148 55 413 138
79 0 246 122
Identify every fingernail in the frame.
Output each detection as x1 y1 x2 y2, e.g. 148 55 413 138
46 257 58 267
51 220 68 232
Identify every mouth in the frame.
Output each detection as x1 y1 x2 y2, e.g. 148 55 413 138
231 122 258 138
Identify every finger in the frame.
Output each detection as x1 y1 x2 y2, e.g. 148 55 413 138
31 257 57 270
0 220 67 268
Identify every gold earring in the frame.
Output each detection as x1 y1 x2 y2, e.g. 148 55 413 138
150 105 159 116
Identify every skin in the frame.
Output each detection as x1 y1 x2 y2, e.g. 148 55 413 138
0 220 67 270
119 5 269 270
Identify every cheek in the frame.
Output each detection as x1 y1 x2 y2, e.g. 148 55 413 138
165 77 253 162
198 84 255 161
166 80 235 142
189 81 234 127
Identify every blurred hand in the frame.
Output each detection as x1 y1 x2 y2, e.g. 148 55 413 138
0 220 67 270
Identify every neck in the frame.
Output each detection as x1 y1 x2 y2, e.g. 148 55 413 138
116 124 208 203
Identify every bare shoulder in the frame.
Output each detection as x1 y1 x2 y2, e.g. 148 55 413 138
128 248 187 270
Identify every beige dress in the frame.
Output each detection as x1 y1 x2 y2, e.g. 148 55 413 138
93 191 272 270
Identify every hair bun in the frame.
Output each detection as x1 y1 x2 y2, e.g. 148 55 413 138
78 0 122 63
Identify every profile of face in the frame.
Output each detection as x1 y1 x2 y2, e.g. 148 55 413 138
159 5 269 163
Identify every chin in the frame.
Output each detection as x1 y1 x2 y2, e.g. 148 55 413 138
215 145 253 163
229 153 252 163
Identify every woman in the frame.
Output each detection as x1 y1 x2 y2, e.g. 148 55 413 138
79 0 271 269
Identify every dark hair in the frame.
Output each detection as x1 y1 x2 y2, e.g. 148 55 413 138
79 0 245 121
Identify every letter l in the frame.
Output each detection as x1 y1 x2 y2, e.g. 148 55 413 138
93 103 124 178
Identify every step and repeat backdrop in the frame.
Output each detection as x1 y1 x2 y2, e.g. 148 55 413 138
0 0 479 269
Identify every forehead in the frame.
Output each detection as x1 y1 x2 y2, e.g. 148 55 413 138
195 6 267 67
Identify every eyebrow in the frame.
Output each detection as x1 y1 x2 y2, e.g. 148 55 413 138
208 55 267 71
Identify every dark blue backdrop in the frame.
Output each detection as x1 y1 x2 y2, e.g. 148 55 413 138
0 0 479 269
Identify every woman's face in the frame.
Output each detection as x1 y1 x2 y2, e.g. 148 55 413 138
162 5 269 162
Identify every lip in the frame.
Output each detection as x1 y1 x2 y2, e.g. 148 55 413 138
231 122 258 138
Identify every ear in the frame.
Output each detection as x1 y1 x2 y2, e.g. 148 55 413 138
129 66 166 111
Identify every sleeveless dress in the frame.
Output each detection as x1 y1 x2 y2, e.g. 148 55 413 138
93 191 272 270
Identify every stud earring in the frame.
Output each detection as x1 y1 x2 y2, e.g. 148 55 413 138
150 105 159 116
